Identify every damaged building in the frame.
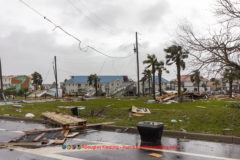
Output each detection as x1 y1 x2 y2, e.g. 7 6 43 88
63 75 136 96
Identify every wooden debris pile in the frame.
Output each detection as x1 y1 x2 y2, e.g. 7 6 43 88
4 122 114 148
156 93 177 102
131 106 151 116
41 112 86 126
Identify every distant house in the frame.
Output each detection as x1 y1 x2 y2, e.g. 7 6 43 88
2 75 32 92
139 77 169 95
170 75 210 93
11 75 32 92
64 75 135 96
2 76 13 90
207 78 223 91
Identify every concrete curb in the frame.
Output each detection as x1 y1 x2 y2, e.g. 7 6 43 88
0 116 45 123
1 116 240 144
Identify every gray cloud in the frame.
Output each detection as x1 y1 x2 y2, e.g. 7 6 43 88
140 0 170 26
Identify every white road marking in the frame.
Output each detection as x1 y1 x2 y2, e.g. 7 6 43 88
0 128 24 133
12 146 85 160
72 138 240 160
6 137 240 160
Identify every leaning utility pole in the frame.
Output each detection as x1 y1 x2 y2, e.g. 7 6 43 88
0 58 3 100
135 32 140 97
54 56 58 98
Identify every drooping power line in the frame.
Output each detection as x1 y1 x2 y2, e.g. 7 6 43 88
19 0 134 59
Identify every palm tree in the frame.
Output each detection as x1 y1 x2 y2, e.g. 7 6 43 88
213 79 220 91
155 60 169 96
223 68 239 98
31 72 43 90
143 54 158 99
190 70 201 94
142 69 152 95
164 45 189 97
140 76 147 96
88 74 100 96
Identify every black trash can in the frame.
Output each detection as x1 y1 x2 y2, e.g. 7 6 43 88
71 107 79 116
137 121 164 144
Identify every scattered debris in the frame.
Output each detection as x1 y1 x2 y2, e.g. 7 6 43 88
13 105 23 108
171 119 177 123
210 95 229 100
163 100 177 104
57 106 86 109
180 128 187 132
67 132 80 138
131 106 151 114
25 113 35 118
18 100 27 103
147 100 156 104
149 153 163 158
225 102 240 109
223 128 232 131
41 112 86 126
196 106 206 109
132 113 144 117
16 109 22 113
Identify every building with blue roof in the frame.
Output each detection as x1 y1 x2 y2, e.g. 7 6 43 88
64 75 135 96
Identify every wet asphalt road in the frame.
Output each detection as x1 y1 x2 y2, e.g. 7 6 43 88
0 120 240 160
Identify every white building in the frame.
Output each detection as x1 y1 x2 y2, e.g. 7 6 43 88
2 76 13 90
64 76 135 96
139 77 169 95
170 75 210 93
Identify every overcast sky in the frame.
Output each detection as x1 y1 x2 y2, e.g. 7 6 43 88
0 0 219 83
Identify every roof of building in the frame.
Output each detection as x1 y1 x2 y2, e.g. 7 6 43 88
153 77 169 83
171 75 209 82
66 76 127 84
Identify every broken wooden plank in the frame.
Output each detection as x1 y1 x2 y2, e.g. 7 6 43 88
54 130 69 144
41 112 86 126
149 153 163 158
24 122 114 134
131 106 151 114
33 132 46 142
0 142 42 147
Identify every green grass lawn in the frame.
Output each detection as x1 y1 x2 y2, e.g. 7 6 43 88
0 97 240 136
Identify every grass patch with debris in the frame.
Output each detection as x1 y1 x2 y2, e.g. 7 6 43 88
0 97 240 136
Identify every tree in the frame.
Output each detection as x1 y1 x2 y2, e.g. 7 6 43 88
140 76 147 96
223 68 239 97
164 45 189 97
143 54 158 99
190 70 201 94
142 68 152 96
88 74 100 96
155 60 169 96
178 0 240 75
31 72 43 90
216 0 240 23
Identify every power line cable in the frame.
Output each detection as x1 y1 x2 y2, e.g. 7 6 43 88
76 0 115 33
66 0 114 34
19 0 134 59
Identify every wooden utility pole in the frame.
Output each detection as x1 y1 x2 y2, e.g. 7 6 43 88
135 32 140 97
0 58 3 100
54 56 58 98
